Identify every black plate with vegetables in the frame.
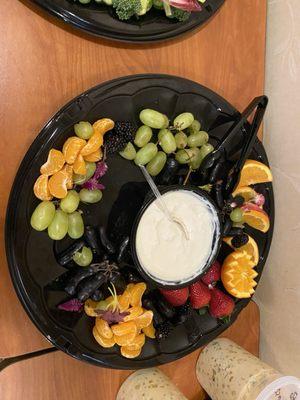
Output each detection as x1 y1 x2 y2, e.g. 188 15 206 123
29 0 224 42
5 74 274 369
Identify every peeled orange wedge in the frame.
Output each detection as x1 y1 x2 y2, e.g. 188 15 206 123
243 209 270 233
40 149 65 176
238 160 272 187
33 174 53 201
73 154 87 175
142 322 156 339
48 170 69 199
123 306 144 322
95 318 113 339
63 137 86 165
61 164 73 189
114 331 137 347
120 345 141 359
83 148 103 162
111 321 137 337
135 310 153 330
93 326 115 348
221 250 258 298
130 283 147 307
223 235 259 265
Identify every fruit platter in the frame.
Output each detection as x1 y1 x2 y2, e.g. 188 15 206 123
5 74 274 369
29 0 224 42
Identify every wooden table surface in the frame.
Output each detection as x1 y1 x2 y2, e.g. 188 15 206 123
0 0 266 358
0 302 259 400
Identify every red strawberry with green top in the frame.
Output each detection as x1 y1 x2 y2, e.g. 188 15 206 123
189 281 211 309
209 287 235 319
159 287 189 307
201 261 221 286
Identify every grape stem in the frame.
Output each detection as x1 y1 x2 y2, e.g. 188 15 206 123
183 167 192 185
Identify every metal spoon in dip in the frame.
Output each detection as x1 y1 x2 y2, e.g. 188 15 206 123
139 165 190 240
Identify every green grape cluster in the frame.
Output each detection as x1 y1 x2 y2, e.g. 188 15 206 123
119 109 214 176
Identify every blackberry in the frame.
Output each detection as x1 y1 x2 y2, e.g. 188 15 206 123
104 121 135 154
155 321 172 340
232 195 245 207
172 302 192 325
232 233 249 248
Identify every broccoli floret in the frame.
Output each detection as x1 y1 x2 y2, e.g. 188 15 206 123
112 0 142 20
169 7 191 22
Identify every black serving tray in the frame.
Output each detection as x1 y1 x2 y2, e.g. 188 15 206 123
5 74 274 369
29 0 224 42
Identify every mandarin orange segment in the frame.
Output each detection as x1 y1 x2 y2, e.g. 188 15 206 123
33 174 53 201
83 148 103 162
111 321 137 337
142 322 155 339
123 306 144 322
73 154 87 175
238 159 273 187
62 164 73 189
114 331 137 347
48 170 68 199
40 149 65 176
93 326 115 348
80 131 103 157
128 333 145 350
129 283 147 307
62 137 86 165
95 318 113 339
84 299 98 317
92 118 115 136
118 292 131 312
120 345 141 359
135 310 153 330
243 210 270 233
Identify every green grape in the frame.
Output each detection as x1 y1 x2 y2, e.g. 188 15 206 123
68 211 84 239
134 143 158 165
200 143 214 159
48 209 68 240
230 208 244 223
74 121 94 140
60 190 80 213
187 120 201 135
134 125 153 148
30 201 55 231
173 112 194 130
146 152 167 176
158 129 176 154
79 189 102 204
73 162 96 185
119 142 136 160
187 131 209 147
189 147 203 170
175 131 188 149
175 148 194 164
73 246 93 267
139 109 169 129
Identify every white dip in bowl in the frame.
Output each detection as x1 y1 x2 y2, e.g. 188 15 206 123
135 189 220 286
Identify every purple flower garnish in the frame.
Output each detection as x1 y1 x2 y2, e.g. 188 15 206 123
82 178 105 191
82 161 107 191
169 0 202 12
95 309 129 324
58 298 83 312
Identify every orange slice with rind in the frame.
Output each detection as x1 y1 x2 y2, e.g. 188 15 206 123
48 170 68 199
221 250 258 298
238 159 272 187
223 235 259 265
243 209 270 233
40 149 65 176
232 186 258 202
33 174 53 201
62 137 86 165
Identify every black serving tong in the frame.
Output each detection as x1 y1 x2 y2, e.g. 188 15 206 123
200 96 268 195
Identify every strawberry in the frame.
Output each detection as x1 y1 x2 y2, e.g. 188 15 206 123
159 287 189 307
209 287 235 319
201 261 221 286
189 281 211 309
